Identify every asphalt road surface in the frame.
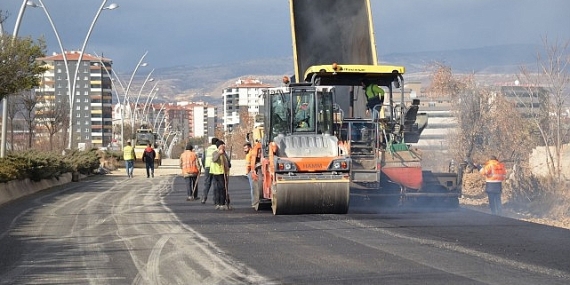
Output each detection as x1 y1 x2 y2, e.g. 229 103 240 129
0 160 569 284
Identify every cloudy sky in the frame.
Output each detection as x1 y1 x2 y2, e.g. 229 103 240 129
2 0 569 74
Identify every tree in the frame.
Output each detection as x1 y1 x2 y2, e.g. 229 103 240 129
425 61 463 98
36 94 69 151
18 90 40 149
517 37 570 183
450 80 533 164
0 34 47 101
223 108 255 160
6 89 22 151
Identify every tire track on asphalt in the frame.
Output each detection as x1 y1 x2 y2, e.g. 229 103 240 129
0 179 123 284
316 218 570 283
161 177 268 284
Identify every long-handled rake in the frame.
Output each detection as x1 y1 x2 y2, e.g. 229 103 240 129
224 148 232 210
191 170 201 199
224 172 232 210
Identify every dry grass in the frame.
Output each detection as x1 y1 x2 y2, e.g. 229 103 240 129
460 171 570 230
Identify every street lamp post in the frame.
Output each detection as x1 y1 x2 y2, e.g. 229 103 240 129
28 0 73 150
120 51 149 150
152 103 167 131
0 0 28 158
94 54 124 147
141 84 159 123
132 70 154 127
67 0 118 150
24 0 118 150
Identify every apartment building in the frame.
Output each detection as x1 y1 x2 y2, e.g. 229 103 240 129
221 78 271 131
500 84 547 117
36 51 113 148
152 102 218 143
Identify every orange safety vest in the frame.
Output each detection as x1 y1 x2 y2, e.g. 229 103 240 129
480 159 506 182
180 150 200 176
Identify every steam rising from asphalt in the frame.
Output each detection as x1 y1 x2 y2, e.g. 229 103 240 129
292 0 375 81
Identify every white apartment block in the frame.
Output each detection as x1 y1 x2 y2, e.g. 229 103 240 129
221 78 271 131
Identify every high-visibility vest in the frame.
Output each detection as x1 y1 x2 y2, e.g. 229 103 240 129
180 150 199 175
123 145 135 160
365 84 385 100
210 153 226 175
480 159 506 182
204 145 217 168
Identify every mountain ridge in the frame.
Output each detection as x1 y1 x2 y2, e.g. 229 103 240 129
124 44 541 105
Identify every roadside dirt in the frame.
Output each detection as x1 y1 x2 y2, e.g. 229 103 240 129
461 173 570 230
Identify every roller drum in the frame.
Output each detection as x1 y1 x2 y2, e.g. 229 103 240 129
271 181 350 215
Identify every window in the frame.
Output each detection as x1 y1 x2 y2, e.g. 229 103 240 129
292 90 315 132
270 92 291 139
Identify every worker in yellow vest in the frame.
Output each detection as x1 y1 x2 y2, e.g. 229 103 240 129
211 140 230 210
361 79 385 120
201 137 218 204
123 141 136 178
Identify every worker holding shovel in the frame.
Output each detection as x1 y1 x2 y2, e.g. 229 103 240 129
180 144 202 201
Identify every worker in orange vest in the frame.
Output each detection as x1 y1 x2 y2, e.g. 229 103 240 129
180 144 202 201
479 155 507 215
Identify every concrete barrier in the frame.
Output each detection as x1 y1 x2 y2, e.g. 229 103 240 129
0 173 73 206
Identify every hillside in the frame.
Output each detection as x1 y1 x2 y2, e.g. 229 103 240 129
121 44 542 105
